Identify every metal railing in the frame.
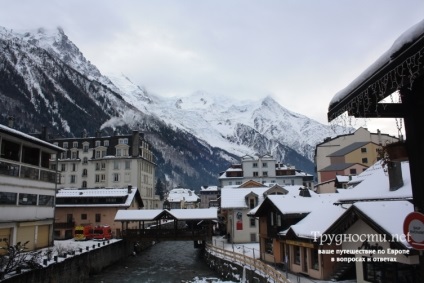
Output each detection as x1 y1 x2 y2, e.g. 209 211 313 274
205 243 290 283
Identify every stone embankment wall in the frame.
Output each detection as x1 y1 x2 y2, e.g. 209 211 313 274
1 240 151 283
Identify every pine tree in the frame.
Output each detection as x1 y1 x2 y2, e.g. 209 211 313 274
155 178 165 201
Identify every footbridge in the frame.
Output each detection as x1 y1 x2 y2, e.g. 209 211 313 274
115 207 218 243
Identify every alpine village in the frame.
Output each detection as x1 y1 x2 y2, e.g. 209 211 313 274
1 16 424 283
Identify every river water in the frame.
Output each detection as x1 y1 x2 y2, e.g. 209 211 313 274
85 241 237 283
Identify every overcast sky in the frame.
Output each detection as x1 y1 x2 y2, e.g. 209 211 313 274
1 0 423 136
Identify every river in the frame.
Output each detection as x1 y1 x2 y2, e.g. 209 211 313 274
84 241 237 283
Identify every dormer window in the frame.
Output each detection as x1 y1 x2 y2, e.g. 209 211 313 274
104 140 109 147
72 141 78 148
95 141 101 147
63 142 68 149
119 138 128 144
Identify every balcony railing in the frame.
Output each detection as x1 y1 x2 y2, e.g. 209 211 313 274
0 160 57 183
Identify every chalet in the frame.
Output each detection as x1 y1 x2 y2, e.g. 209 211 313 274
220 180 290 244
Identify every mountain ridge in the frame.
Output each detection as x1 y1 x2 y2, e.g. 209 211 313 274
0 26 350 188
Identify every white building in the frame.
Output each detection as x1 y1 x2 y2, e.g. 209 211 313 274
164 187 200 209
49 130 160 209
0 122 63 251
219 154 313 188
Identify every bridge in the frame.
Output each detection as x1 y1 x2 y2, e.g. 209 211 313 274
114 208 218 244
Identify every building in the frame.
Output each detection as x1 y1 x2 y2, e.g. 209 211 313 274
49 130 160 209
314 128 398 193
163 187 200 209
219 154 313 188
220 180 288 244
253 160 416 281
199 185 220 208
54 186 143 239
0 122 63 252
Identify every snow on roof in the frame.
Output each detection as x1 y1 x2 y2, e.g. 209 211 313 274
220 186 271 209
280 204 346 239
200 186 219 191
0 124 64 151
337 161 412 201
114 208 218 221
166 188 199 202
56 187 138 207
330 19 424 106
115 209 163 221
353 200 413 248
266 193 338 215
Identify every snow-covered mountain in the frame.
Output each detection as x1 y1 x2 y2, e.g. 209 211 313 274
0 26 349 188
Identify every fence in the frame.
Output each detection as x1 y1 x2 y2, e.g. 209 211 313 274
205 243 290 283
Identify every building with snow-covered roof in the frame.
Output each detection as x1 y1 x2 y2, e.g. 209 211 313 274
0 122 64 252
219 154 313 188
49 130 160 209
220 180 292 244
163 187 200 209
253 159 414 281
199 185 220 208
54 185 143 239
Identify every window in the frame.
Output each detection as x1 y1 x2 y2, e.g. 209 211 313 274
72 141 78 148
119 138 128 144
125 161 131 170
263 162 268 167
114 161 120 170
1 139 20 161
63 142 68 149
104 140 109 146
270 211 274 226
311 249 319 270
83 157 88 164
116 149 121 156
95 162 100 170
265 238 273 255
72 163 76 171
95 141 101 147
253 172 259 177
83 145 89 152
250 233 256 242
253 163 258 168
277 214 282 226
61 164 66 171
95 175 100 183
113 173 120 182
350 168 357 175
0 192 17 205
95 150 101 158
101 174 106 181
249 217 256 227
82 181 87 188
71 151 77 159
263 171 268 177
249 198 255 209
38 195 54 206
82 169 88 177
361 147 367 153
101 150 106 157
101 162 106 169
19 193 37 205
70 175 76 183
362 158 368 164
294 246 300 265
95 213 101 222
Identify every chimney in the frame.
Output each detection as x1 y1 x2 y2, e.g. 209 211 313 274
388 162 404 191
132 130 140 157
8 116 14 128
96 130 102 138
128 184 132 194
82 129 87 138
41 126 48 141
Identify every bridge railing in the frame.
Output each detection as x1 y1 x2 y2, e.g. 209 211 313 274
205 243 290 283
